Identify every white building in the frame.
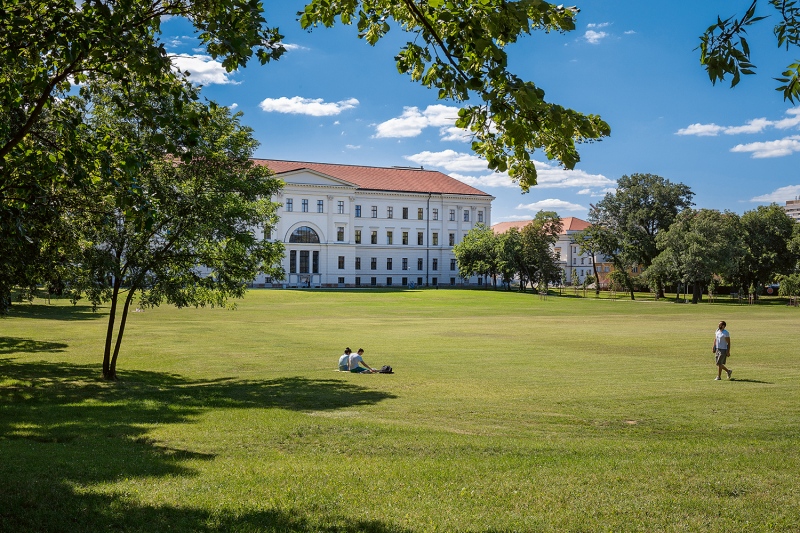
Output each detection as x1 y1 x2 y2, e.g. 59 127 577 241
492 217 607 284
784 198 800 222
252 160 494 288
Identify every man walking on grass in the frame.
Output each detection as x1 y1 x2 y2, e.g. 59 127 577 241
713 320 732 380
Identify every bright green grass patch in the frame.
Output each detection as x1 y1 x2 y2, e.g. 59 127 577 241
2 289 799 532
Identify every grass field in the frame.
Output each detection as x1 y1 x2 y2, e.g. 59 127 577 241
1 289 799 532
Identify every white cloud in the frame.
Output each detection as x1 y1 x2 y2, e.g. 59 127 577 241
404 150 488 172
516 199 586 212
587 22 611 29
730 136 800 158
677 107 800 136
230 103 238 110
170 54 238 85
345 144 361 150
676 123 725 136
724 118 772 135
280 43 309 52
535 163 614 189
584 30 608 44
577 189 592 195
624 30 637 35
375 105 463 139
449 172 516 189
750 184 800 202
773 107 800 129
259 96 359 116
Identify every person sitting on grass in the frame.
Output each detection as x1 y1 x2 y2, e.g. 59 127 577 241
349 348 376 373
338 347 352 371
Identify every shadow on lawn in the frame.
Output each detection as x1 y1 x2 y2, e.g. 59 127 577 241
0 360 401 532
0 336 68 355
6 302 104 321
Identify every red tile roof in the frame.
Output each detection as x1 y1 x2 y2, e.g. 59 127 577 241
492 217 591 235
253 159 492 197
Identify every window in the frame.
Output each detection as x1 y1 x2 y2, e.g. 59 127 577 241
450 277 456 286
289 226 320 243
371 277 377 286
402 258 408 270
317 200 324 213
312 251 319 274
417 277 423 286
418 208 424 220
449 233 455 246
554 247 561 258
387 231 393 245
286 198 293 212
432 277 438 286
338 277 345 284
477 210 484 223
337 201 344 214
387 207 393 218
432 208 439 221
387 277 393 286
355 230 362 244
402 207 409 219
450 258 456 270
371 257 377 270
432 258 438 271
589 257 593 264
355 276 361 286
338 256 345 269
299 250 309 273
417 258 423 270
449 209 456 221
302 199 309 212
417 232 424 245
371 231 377 244
371 206 378 218
402 231 408 245
402 277 408 286
581 258 585 265
463 210 470 222
289 250 297 273
387 258 392 270
337 227 345 241
432 233 439 246
573 258 577 265
355 257 361 270
355 205 362 217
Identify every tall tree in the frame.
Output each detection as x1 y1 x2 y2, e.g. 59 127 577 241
496 227 524 291
590 173 694 297
651 209 744 303
519 212 562 292
66 85 284 380
734 204 797 294
700 0 800 102
584 210 638 300
571 225 603 295
453 223 499 288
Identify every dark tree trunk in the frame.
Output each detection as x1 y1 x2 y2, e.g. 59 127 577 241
102 277 122 380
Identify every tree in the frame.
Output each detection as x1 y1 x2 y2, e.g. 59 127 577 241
590 173 694 297
733 204 797 294
651 209 743 303
519 212 562 293
700 0 800 102
496 227 524 291
453 223 499 288
571 226 603 295
583 213 638 300
65 85 284 380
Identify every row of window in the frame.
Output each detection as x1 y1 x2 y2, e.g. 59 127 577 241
285 199 346 214
354 230 460 246
288 251 458 274
336 256 458 271
284 199 485 224
287 226 462 246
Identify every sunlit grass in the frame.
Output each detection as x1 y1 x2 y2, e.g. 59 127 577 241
1 289 799 531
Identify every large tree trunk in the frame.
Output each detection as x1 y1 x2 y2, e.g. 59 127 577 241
591 257 600 295
102 277 122 380
691 280 702 304
108 288 136 380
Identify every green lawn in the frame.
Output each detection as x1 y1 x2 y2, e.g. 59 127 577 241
2 289 799 532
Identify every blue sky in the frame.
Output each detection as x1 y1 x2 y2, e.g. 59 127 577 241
163 1 800 223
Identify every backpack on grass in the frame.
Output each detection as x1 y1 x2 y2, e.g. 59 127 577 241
379 365 393 374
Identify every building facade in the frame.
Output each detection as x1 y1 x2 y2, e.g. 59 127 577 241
784 198 800 222
252 160 494 288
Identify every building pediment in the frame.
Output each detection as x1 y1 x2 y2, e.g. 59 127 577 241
277 169 358 189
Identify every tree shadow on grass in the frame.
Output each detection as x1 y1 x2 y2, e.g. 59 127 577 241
0 360 401 532
0 336 68 355
6 302 103 321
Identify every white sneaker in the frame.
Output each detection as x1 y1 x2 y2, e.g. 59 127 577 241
714 376 721 380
